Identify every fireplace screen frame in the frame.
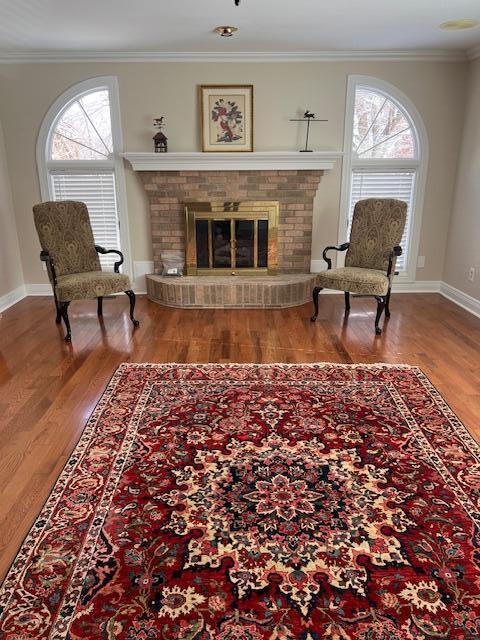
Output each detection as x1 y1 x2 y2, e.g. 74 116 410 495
185 201 279 275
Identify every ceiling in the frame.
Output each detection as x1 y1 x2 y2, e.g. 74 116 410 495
0 0 479 59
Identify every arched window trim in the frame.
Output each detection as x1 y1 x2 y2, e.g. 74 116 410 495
339 75 429 284
36 76 132 278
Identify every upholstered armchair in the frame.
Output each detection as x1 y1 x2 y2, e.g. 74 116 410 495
311 198 407 334
33 200 139 342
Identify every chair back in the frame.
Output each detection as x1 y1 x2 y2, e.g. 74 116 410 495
345 198 407 271
33 201 101 278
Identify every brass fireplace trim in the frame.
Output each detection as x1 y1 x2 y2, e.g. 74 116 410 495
185 201 279 276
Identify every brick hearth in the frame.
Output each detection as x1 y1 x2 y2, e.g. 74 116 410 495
140 169 323 274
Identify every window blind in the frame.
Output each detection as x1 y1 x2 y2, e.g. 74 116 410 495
348 169 416 273
50 171 121 271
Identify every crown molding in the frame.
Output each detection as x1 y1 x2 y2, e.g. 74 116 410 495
0 49 468 64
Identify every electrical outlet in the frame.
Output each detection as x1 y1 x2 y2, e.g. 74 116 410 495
468 267 475 282
417 255 425 268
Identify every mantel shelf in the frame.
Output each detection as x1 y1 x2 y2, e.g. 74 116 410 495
122 151 343 171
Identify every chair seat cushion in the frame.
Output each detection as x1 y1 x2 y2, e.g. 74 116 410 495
317 267 389 296
56 271 131 301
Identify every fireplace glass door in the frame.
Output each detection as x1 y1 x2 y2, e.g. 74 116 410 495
186 202 278 275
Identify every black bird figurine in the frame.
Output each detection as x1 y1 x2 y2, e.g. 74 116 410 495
289 110 328 152
235 0 240 5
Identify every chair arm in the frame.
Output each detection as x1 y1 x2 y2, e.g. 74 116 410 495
387 245 402 278
40 250 58 286
95 245 124 273
322 242 350 270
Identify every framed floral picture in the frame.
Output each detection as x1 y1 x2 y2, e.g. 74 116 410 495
200 85 254 152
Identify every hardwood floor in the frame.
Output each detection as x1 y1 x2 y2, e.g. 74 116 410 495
0 292 479 581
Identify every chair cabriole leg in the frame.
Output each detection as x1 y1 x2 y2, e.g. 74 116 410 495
125 290 140 327
310 286 322 322
344 291 351 313
385 287 392 317
58 301 72 342
374 296 386 335
53 289 61 324
97 296 103 317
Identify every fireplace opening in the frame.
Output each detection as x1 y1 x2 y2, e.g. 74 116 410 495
185 201 278 275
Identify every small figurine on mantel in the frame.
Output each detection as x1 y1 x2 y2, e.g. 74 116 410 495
153 117 168 153
289 110 327 152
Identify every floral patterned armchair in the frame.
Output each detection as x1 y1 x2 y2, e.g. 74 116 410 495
311 198 407 334
33 200 139 341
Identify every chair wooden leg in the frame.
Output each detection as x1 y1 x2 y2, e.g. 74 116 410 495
310 286 323 322
344 291 351 313
97 296 103 317
58 301 72 342
125 290 140 327
385 287 392 317
53 290 61 324
374 296 386 335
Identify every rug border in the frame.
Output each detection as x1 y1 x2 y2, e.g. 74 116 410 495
116 362 480 457
0 364 127 605
1 361 478 605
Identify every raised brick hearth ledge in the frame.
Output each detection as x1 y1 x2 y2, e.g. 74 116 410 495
146 274 323 309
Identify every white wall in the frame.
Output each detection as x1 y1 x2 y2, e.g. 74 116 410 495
0 117 23 304
0 60 468 289
443 58 480 302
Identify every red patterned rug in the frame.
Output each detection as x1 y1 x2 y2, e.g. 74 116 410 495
1 363 479 640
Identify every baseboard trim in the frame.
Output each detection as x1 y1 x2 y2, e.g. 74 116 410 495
310 259 327 273
1 279 478 319
392 280 441 293
24 284 52 296
133 260 154 294
440 282 480 319
0 285 26 313
313 279 442 294
24 283 149 297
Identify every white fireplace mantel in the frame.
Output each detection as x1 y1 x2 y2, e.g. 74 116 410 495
122 151 343 172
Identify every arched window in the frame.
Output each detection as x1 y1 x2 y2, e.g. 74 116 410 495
37 77 130 273
340 76 428 280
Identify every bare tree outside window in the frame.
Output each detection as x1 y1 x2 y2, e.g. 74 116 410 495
353 88 415 159
51 90 113 160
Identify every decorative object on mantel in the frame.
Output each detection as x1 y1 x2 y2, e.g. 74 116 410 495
153 117 168 153
290 110 327 152
214 25 238 37
200 85 253 152
234 0 240 5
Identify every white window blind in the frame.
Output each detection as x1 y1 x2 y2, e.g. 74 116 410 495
50 172 121 271
348 170 416 273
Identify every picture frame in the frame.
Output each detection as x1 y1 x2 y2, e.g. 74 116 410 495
199 85 254 152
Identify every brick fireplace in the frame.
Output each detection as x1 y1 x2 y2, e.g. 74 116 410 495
140 169 323 274
124 151 340 308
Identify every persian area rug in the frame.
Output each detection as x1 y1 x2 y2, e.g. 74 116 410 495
1 364 479 640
